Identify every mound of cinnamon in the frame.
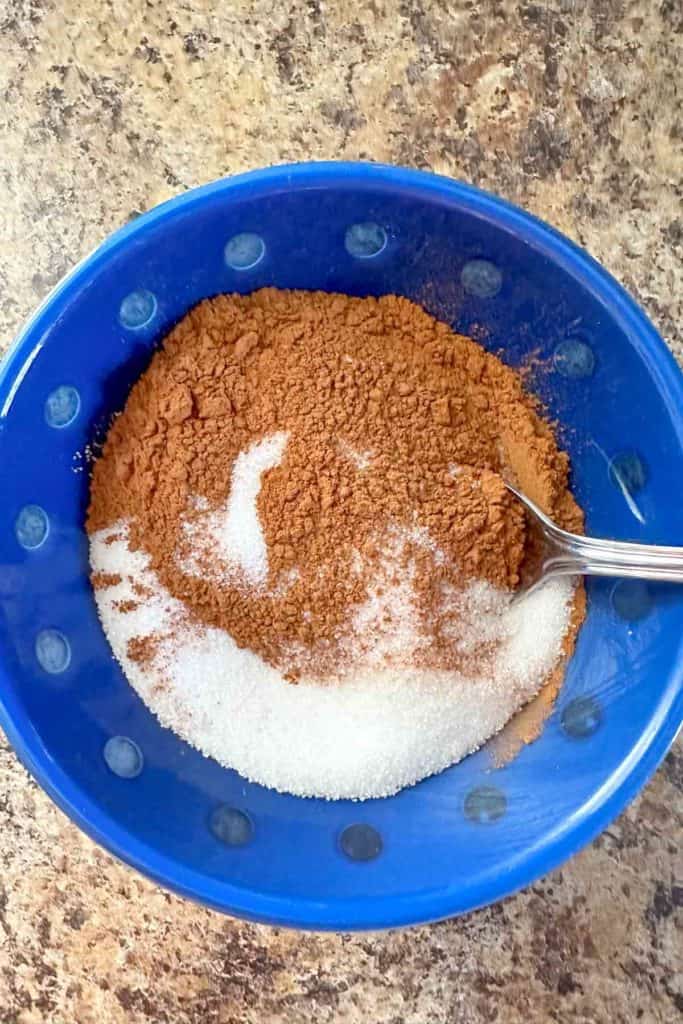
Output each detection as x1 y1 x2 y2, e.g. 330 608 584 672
88 289 582 681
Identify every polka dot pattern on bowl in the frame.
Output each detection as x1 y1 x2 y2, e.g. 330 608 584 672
611 580 652 622
35 629 71 674
554 337 596 379
119 289 157 330
103 736 144 779
609 451 647 495
461 259 502 298
561 696 602 739
339 823 382 861
15 505 49 549
224 233 266 270
45 385 80 428
210 806 253 846
344 222 387 259
464 785 507 823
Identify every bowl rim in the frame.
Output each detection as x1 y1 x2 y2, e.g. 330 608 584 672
1 160 682 931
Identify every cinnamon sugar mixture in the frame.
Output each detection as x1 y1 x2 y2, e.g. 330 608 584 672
89 290 580 672
87 289 584 798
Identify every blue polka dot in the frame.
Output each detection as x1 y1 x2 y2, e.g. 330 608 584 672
609 452 647 494
103 736 144 779
210 806 253 846
224 233 265 270
464 786 507 823
344 222 387 259
339 823 382 861
561 696 602 739
553 338 596 379
15 505 49 549
35 629 71 674
611 580 652 622
461 260 502 298
119 289 157 329
45 385 80 428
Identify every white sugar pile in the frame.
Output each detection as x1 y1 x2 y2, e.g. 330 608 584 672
91 522 574 800
181 432 288 586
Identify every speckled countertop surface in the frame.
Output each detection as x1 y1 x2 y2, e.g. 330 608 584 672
0 2 681 1022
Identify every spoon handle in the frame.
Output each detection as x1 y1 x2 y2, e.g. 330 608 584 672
544 540 683 583
507 484 683 584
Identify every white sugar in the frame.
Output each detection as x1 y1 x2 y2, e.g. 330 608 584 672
346 525 441 667
181 432 288 587
350 567 424 665
91 523 574 800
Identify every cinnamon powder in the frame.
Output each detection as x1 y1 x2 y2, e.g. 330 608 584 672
88 289 583 691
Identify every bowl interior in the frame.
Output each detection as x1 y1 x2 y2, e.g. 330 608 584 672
1 165 682 929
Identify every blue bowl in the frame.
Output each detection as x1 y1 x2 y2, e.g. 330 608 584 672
1 163 682 930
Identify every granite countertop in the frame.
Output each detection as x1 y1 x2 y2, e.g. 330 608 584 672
0 2 681 1022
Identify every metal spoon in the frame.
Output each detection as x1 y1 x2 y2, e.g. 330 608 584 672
506 483 683 596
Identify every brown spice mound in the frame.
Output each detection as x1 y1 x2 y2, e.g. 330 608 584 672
88 289 583 679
